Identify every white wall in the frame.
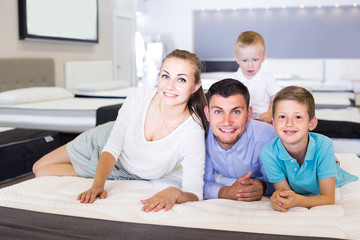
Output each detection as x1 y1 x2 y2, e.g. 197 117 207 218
0 0 136 87
136 0 358 53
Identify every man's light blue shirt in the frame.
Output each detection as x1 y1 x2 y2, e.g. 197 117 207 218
261 132 358 195
204 120 277 199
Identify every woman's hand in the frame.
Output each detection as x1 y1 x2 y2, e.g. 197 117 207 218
77 152 115 204
77 186 108 204
140 187 182 212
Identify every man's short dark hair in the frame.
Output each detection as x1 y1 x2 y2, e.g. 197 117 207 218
206 78 250 108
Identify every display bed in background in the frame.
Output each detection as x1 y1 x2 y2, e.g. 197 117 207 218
0 127 60 184
0 97 125 133
65 60 133 98
0 153 358 239
0 58 125 133
314 107 360 156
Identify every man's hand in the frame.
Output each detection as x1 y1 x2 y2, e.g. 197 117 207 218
218 171 264 201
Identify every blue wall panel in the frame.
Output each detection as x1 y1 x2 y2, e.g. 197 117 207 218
194 6 360 59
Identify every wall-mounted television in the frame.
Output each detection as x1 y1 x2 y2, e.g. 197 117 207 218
18 0 98 43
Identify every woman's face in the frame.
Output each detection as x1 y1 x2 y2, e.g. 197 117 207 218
157 57 201 107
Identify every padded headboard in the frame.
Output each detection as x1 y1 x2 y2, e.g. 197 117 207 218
202 59 324 82
0 58 55 92
64 60 114 92
262 59 324 82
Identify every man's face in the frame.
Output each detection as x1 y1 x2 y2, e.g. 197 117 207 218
205 94 252 150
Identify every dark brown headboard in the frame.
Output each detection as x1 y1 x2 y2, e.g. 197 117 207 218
201 61 238 72
0 58 55 92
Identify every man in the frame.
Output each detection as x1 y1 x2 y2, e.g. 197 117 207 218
204 78 276 201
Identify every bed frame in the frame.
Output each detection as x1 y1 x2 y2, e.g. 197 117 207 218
0 128 60 184
0 206 334 240
0 59 61 183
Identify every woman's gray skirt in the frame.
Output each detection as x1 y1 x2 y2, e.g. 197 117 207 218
66 121 141 180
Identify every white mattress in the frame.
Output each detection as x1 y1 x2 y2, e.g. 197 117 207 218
0 127 14 132
0 153 359 239
316 107 360 155
0 98 124 133
312 92 354 108
332 138 360 156
316 107 360 123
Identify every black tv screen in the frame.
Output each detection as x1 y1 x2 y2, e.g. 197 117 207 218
18 0 98 43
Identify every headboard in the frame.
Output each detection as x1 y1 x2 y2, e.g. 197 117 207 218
0 58 55 92
64 60 114 92
202 59 324 82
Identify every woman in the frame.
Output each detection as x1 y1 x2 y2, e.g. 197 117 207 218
33 49 208 212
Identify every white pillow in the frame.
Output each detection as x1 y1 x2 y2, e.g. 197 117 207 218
75 81 131 92
0 87 74 105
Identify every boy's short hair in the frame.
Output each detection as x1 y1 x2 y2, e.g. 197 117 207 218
236 31 265 50
206 78 250 109
272 86 315 120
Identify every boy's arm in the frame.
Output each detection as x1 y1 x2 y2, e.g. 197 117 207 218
291 177 335 208
271 177 335 212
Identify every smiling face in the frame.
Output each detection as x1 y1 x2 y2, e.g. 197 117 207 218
234 43 267 80
205 94 252 150
157 57 201 107
273 100 317 152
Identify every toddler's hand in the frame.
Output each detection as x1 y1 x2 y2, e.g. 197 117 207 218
259 112 272 123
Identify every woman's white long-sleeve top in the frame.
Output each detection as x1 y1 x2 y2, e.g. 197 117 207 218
103 87 205 200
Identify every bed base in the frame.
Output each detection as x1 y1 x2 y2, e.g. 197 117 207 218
0 206 336 240
0 129 60 183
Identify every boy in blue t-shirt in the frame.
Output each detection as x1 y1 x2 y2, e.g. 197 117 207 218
261 86 358 212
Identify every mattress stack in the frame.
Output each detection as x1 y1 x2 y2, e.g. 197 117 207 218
0 128 60 183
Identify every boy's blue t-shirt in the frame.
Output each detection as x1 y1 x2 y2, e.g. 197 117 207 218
261 132 358 195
